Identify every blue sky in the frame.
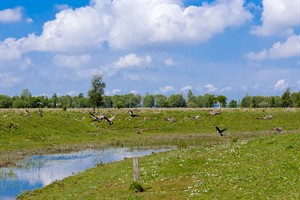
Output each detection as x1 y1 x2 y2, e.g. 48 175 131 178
0 0 299 101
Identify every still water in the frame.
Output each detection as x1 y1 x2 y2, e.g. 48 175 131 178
0 147 172 200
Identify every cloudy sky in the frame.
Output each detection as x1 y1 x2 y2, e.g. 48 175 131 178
1 0 299 100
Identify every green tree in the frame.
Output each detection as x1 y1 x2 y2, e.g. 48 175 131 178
143 93 155 107
88 74 106 110
291 92 300 107
228 100 237 108
281 88 292 107
155 94 168 108
167 94 186 107
202 94 215 108
216 95 227 108
240 94 251 108
0 95 13 108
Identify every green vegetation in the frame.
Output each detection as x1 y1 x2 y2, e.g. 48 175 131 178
18 133 300 199
1 108 299 199
1 88 299 109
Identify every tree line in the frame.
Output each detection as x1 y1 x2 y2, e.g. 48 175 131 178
0 75 299 109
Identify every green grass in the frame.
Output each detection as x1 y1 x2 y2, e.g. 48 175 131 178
0 108 299 166
18 133 300 199
1 108 300 199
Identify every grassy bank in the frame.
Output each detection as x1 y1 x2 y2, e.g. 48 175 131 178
1 108 299 167
18 133 300 199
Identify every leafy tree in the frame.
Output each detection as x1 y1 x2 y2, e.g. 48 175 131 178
88 74 106 109
291 92 300 107
202 94 215 108
0 95 13 108
20 88 32 100
228 100 237 108
167 94 186 107
102 96 114 108
281 88 292 107
240 94 251 108
155 94 168 108
216 95 227 108
143 93 155 107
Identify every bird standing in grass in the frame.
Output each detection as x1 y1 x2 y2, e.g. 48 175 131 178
216 126 227 136
273 126 282 133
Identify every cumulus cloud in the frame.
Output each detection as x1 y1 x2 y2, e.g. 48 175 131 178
274 79 289 90
159 85 175 93
165 58 176 66
205 83 217 93
0 73 22 88
1 0 252 56
53 54 91 68
180 85 192 92
0 7 22 23
104 53 152 76
245 35 300 61
251 0 300 36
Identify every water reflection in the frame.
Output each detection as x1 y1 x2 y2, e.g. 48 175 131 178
0 147 172 200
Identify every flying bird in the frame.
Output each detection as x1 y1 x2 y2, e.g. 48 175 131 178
208 110 221 116
104 114 118 125
216 126 227 136
128 109 138 117
89 112 106 122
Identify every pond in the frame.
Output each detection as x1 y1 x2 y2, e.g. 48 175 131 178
0 147 174 200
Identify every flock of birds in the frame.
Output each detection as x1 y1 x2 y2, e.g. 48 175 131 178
16 108 283 136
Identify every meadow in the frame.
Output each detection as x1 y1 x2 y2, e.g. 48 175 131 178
0 108 299 199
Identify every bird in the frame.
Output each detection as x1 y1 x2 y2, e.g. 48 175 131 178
128 109 138 117
25 109 30 117
104 114 118 125
89 112 106 122
188 115 200 120
208 110 221 116
273 126 282 133
38 108 43 117
166 116 176 122
263 115 273 120
216 126 227 136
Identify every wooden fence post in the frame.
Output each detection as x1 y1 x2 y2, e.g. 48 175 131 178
133 157 139 182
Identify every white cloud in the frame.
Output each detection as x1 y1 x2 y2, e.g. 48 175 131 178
220 86 233 93
53 54 91 68
0 38 23 61
268 35 300 59
245 35 300 61
26 18 33 23
1 0 252 56
274 79 289 90
159 85 175 93
180 85 192 92
165 58 176 66
0 7 22 23
104 54 152 76
205 83 217 93
0 73 22 88
251 0 300 36
130 90 138 94
55 4 71 11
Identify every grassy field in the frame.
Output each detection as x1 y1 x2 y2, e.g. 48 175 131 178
18 133 300 199
0 108 299 166
0 108 299 199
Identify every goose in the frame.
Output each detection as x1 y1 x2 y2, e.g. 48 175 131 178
89 112 106 122
208 110 221 116
25 109 30 117
104 114 118 125
188 115 200 120
216 126 227 136
263 115 273 120
273 126 282 133
128 109 138 117
166 116 176 122
38 108 43 117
